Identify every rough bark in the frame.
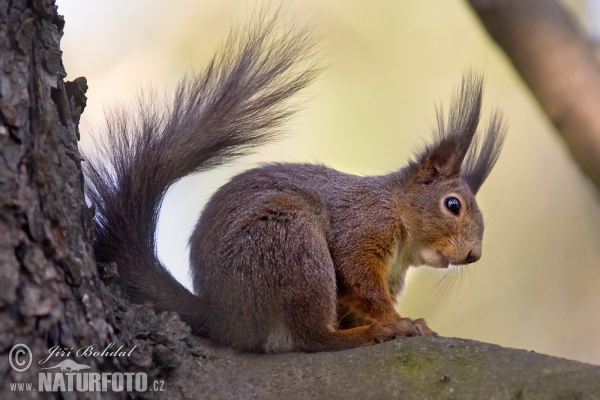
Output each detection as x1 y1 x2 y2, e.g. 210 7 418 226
0 0 110 390
468 0 600 190
1 1 599 399
0 4 191 399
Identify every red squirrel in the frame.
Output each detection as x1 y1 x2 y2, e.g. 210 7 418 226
83 14 505 353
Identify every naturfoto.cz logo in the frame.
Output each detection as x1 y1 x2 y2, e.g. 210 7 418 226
7 343 165 394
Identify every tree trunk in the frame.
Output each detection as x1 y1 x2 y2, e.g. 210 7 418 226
0 0 111 391
0 1 599 399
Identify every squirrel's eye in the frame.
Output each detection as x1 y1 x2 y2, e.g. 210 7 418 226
444 197 461 216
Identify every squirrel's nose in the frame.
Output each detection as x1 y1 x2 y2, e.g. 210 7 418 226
464 249 481 264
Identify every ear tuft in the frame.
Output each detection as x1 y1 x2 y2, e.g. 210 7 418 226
461 109 506 193
409 73 484 183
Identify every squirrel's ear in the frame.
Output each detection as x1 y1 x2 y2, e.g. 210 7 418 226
410 138 466 183
408 74 483 184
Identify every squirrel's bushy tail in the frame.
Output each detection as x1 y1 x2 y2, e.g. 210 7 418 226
83 12 319 334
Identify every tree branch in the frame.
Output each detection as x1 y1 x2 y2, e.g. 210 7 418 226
468 0 600 189
177 329 600 397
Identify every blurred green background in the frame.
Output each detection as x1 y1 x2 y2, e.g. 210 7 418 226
58 0 600 365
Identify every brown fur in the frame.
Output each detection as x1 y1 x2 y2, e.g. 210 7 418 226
84 15 505 353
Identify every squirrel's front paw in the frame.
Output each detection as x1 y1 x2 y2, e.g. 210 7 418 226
367 323 397 343
385 317 438 337
412 318 438 337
